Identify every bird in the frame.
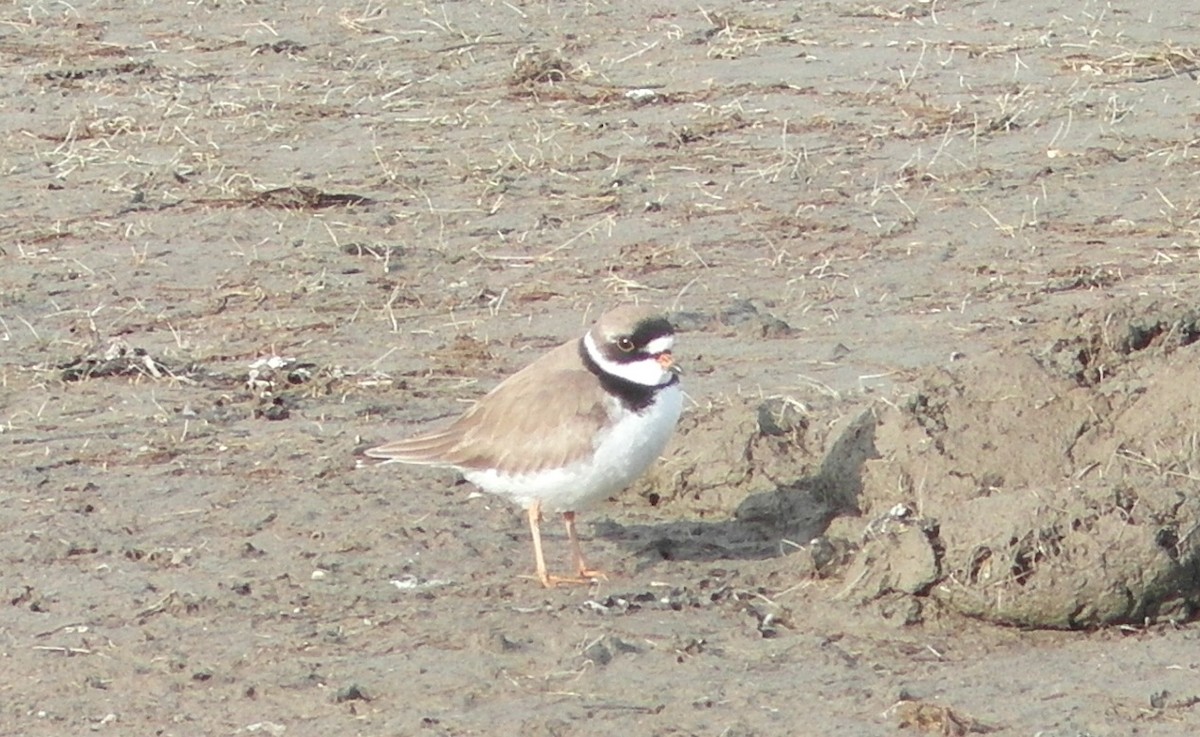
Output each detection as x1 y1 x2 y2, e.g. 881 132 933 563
363 305 683 587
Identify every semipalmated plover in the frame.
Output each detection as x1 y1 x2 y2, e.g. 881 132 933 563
364 305 682 587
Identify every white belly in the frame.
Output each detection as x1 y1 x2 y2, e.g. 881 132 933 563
464 383 683 513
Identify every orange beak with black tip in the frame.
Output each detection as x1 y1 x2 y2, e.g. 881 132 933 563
656 350 680 374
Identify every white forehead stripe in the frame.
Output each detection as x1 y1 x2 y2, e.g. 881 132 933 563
584 332 675 388
645 335 674 355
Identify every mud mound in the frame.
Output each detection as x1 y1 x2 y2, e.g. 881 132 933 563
625 395 873 564
849 300 1200 628
1036 297 1200 387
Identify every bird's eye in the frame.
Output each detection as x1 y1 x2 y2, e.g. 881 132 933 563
617 336 636 352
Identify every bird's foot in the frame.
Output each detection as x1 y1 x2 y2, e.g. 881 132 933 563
526 569 609 588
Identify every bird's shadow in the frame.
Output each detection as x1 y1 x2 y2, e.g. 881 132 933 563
594 409 877 568
592 482 832 565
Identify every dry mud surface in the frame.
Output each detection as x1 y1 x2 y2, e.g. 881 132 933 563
4 1 1200 735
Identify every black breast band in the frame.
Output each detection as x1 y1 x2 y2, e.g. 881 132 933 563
578 339 678 413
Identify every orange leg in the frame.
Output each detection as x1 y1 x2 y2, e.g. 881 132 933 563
563 511 607 582
523 504 606 587
526 501 552 588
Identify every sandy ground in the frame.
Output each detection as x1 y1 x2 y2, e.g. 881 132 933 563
4 1 1200 735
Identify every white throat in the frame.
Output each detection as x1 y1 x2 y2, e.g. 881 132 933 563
584 332 675 387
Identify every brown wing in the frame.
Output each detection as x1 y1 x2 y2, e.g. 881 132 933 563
364 339 610 475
